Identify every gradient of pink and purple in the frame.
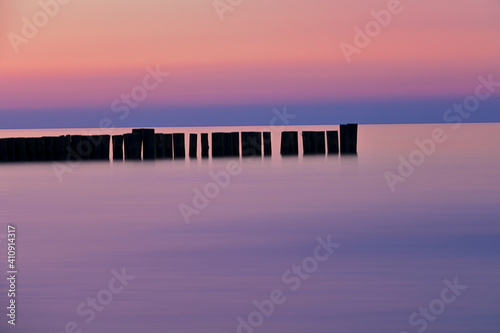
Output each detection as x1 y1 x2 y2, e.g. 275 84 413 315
0 0 499 127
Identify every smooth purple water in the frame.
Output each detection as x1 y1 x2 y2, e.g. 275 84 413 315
1 124 499 333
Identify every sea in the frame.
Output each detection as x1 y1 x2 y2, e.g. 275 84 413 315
1 123 499 333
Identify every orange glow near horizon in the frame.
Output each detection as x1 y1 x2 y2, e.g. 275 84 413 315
1 0 499 109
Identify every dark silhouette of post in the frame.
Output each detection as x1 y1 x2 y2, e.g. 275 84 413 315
201 133 209 158
53 136 66 161
263 132 272 156
26 138 36 161
340 124 358 154
230 132 239 157
327 131 339 155
6 138 15 162
124 133 141 160
242 132 262 157
133 129 155 160
13 138 27 162
302 131 326 155
212 133 239 157
113 135 123 160
164 134 173 159
189 134 197 158
44 137 54 161
71 135 84 160
143 130 156 160
100 135 110 160
173 133 185 159
90 136 101 160
280 132 298 156
155 134 165 159
212 133 224 158
222 133 232 156
35 138 46 161
0 139 8 162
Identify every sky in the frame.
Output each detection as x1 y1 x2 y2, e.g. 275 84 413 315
0 0 499 128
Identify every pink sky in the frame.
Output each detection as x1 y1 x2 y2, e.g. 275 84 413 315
0 0 499 110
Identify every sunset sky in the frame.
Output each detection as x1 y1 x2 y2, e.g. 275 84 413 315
1 0 499 128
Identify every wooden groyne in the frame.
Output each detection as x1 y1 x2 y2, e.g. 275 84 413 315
0 124 358 162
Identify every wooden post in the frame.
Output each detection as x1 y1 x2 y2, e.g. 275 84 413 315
164 134 173 159
189 134 197 158
13 138 27 162
302 131 326 155
112 135 123 160
173 133 185 159
242 132 262 157
132 128 155 160
90 136 101 160
35 137 46 161
54 136 65 161
222 133 232 156
70 135 86 161
0 139 8 162
64 135 71 161
230 132 239 157
347 123 358 154
201 133 209 158
124 133 141 160
327 131 339 155
143 130 156 160
212 133 224 158
263 132 272 156
6 138 15 162
280 132 298 156
100 135 110 160
340 124 358 154
155 134 165 159
44 137 54 161
26 138 37 161
132 128 156 160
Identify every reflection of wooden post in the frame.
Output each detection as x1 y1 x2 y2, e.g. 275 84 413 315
340 124 358 154
124 133 141 160
44 137 54 161
155 134 165 159
164 134 173 159
173 133 185 159
189 134 197 158
201 133 209 158
242 132 262 157
280 132 298 156
302 131 326 155
263 132 272 156
0 139 8 162
113 135 123 160
35 138 46 161
327 131 339 155
26 138 36 161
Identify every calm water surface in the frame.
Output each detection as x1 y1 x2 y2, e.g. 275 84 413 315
0 124 499 333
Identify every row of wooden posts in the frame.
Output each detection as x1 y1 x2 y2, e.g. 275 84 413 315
0 124 357 162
